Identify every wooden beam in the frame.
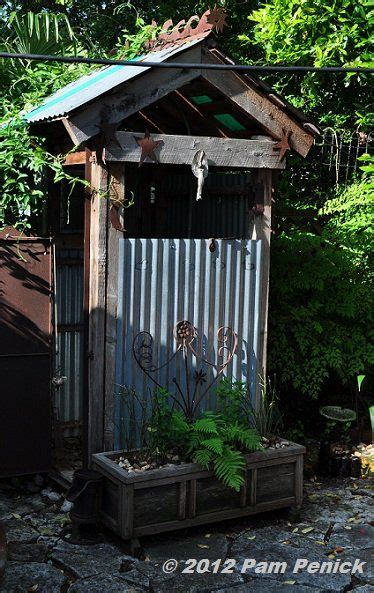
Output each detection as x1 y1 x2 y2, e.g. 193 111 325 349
249 169 273 408
107 132 285 169
173 90 228 137
66 45 202 146
103 164 123 450
88 158 108 458
201 49 314 157
63 151 86 166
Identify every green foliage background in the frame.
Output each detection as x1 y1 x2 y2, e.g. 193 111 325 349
0 0 372 420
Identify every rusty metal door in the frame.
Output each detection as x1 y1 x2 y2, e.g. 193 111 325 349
0 228 53 476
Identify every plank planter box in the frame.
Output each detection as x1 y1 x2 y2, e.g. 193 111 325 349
92 442 305 541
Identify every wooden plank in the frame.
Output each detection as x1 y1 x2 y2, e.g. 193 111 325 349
107 133 285 169
178 481 187 520
189 479 197 518
92 443 305 484
131 497 296 538
249 169 273 408
66 45 203 145
63 151 86 166
103 164 123 450
88 159 108 458
120 483 134 539
250 468 257 506
82 149 92 468
240 468 247 507
201 49 314 158
295 455 304 507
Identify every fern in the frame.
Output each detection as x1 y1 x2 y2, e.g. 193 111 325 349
193 448 213 468
201 437 224 455
193 414 220 435
214 447 246 492
224 423 261 451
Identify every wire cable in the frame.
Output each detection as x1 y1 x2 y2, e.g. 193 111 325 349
0 51 373 73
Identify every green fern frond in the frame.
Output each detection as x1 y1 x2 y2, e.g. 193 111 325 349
194 448 213 468
224 423 261 451
201 437 224 455
170 410 190 435
214 447 246 492
193 415 219 435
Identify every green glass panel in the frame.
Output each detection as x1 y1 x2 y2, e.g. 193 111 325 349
213 113 246 131
191 95 213 105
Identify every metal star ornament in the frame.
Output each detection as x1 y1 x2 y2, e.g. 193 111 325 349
135 129 163 167
273 128 292 161
206 5 228 33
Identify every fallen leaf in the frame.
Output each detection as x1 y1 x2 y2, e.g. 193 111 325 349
292 528 299 533
344 526 352 530
247 535 256 540
281 540 292 545
198 544 209 549
40 528 54 536
28 586 38 592
284 580 296 585
315 540 326 546
327 554 336 559
301 527 314 534
11 513 21 520
333 546 345 554
204 533 211 538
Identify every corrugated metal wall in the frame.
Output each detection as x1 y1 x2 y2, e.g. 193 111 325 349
55 249 84 432
114 238 262 448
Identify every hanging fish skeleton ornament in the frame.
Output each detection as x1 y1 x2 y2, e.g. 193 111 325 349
191 150 208 201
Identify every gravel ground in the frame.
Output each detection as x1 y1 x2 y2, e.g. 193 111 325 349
0 475 372 592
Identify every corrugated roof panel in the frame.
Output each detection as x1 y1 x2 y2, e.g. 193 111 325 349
25 40 202 123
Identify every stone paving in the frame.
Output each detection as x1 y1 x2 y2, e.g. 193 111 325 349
0 475 373 592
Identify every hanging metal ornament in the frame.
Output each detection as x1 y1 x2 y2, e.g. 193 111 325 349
191 150 208 201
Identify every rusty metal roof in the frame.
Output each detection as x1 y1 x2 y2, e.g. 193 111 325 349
25 39 202 123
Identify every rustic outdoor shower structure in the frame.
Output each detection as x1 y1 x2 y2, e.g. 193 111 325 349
24 8 319 494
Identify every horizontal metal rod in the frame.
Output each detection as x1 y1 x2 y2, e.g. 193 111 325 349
0 52 373 74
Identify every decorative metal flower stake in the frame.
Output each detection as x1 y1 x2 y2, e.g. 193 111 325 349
133 321 238 420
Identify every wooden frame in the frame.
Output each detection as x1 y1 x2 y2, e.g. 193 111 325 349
74 41 315 459
92 442 305 540
106 133 285 169
64 44 203 146
201 48 314 157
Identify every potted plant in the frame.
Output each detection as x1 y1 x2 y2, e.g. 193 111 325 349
92 377 304 541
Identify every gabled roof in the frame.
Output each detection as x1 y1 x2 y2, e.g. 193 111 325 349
25 39 202 123
25 37 319 157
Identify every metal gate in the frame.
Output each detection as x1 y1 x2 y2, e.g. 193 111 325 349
0 228 52 476
114 238 262 447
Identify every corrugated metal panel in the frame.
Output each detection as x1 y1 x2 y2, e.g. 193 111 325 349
55 249 84 430
114 238 262 448
25 39 202 123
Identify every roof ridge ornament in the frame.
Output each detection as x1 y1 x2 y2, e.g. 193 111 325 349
146 6 228 52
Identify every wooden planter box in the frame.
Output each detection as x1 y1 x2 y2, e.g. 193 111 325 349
92 442 305 540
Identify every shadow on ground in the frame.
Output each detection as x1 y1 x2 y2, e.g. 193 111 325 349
0 475 373 592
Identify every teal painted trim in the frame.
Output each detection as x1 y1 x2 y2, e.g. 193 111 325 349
25 54 146 121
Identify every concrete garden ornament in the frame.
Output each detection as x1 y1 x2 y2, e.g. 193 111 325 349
191 150 208 200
